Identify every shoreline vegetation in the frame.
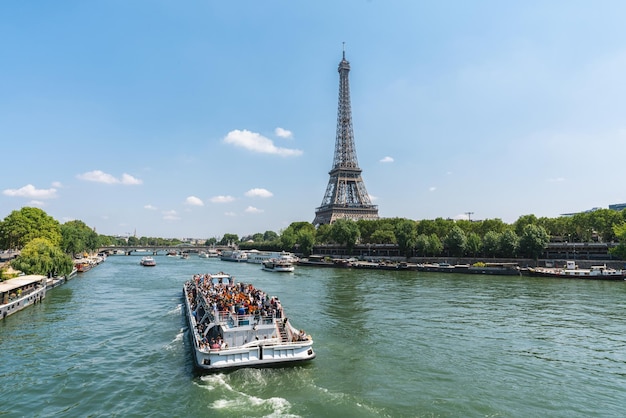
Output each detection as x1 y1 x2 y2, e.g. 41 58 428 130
1 206 626 282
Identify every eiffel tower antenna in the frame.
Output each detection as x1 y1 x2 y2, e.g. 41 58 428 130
313 48 379 226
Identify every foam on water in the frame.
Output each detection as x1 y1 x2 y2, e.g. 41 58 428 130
198 373 294 416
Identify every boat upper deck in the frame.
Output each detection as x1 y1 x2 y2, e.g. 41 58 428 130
0 275 46 294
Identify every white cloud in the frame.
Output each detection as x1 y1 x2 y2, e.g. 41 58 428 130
380 156 394 163
211 195 235 203
185 196 204 206
245 188 273 198
275 127 293 139
224 211 237 217
3 184 58 199
77 170 142 185
223 129 303 157
429 187 437 192
120 173 143 185
369 194 378 202
144 204 158 210
51 181 63 188
162 210 180 221
28 200 45 207
548 177 566 182
245 206 263 214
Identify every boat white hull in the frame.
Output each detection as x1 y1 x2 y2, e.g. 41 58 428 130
1 286 46 320
183 279 314 372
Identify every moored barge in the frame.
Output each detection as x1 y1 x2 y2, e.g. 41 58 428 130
1 275 46 320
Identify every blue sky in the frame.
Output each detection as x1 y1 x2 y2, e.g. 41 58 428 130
2 1 626 239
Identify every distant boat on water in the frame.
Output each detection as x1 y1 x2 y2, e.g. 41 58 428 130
220 250 247 262
262 258 295 273
527 261 625 280
140 256 156 267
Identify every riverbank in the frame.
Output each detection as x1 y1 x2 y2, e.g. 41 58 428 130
298 255 626 277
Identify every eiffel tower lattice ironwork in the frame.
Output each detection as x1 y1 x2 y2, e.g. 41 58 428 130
313 49 379 226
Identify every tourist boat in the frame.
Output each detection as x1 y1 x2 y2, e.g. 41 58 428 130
182 272 315 372
246 250 298 264
140 256 156 267
198 251 209 258
180 253 189 260
1 275 47 320
262 258 295 273
220 250 248 262
526 261 626 280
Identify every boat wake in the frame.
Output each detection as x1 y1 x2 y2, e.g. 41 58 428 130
167 303 182 315
164 328 184 351
198 373 294 417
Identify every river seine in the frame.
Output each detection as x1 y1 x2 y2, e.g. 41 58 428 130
2 254 626 417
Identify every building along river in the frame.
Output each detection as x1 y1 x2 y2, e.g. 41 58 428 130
1 254 626 417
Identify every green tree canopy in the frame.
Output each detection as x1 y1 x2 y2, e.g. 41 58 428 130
499 229 519 258
394 219 417 257
426 234 443 256
330 219 360 252
370 226 396 244
415 234 429 256
519 224 550 260
61 219 99 255
11 237 74 277
609 222 626 260
263 230 279 242
444 225 467 257
219 233 239 246
482 231 501 258
466 232 482 257
0 207 62 250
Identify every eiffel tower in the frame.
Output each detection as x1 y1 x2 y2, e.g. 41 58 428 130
313 48 379 226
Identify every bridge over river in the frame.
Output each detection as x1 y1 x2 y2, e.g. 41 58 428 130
99 245 231 256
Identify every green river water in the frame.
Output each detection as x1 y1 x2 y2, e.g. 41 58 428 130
1 254 625 417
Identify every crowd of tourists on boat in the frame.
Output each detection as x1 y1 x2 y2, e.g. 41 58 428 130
187 273 290 349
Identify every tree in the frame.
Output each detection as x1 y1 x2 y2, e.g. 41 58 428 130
315 224 332 244
466 232 482 257
11 237 74 277
280 228 297 250
519 224 550 260
475 218 508 237
609 223 626 260
370 228 396 244
330 219 360 253
482 231 501 258
394 219 417 257
61 220 98 255
219 233 239 246
297 229 316 257
513 214 538 236
499 229 519 258
415 234 429 256
426 234 443 256
0 207 61 250
263 230 279 242
444 226 467 257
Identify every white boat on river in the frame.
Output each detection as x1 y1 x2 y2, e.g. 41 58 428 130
262 258 295 273
183 272 315 372
1 275 47 320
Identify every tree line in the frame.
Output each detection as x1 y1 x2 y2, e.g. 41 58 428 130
2 206 626 279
